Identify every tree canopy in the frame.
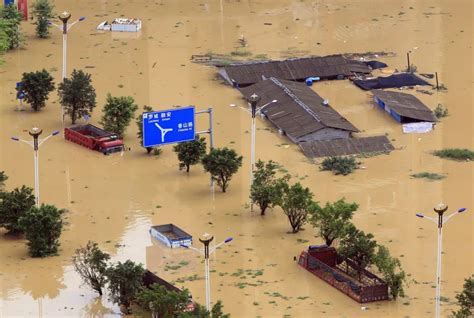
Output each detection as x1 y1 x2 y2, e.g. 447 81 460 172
202 147 242 193
136 105 155 154
338 224 377 270
250 160 288 215
72 241 110 296
20 69 55 111
0 4 23 50
106 260 145 313
0 186 35 235
173 136 207 172
276 181 315 233
32 0 54 38
18 204 64 257
309 198 358 246
373 245 406 300
452 275 474 318
58 69 96 124
136 284 191 318
100 94 138 137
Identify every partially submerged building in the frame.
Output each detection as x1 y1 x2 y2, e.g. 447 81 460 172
239 77 359 143
372 90 437 123
354 73 430 90
300 136 394 158
97 18 142 32
220 55 372 87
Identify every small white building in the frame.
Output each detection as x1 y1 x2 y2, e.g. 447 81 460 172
97 18 142 32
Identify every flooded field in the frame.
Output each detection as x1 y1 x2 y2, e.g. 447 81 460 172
0 0 472 317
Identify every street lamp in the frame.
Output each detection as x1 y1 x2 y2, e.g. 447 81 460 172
181 234 233 311
416 204 467 318
11 128 60 207
247 94 278 212
50 12 85 126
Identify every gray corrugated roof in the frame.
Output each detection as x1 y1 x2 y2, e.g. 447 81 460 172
222 55 371 86
372 90 437 122
300 136 394 158
239 78 358 141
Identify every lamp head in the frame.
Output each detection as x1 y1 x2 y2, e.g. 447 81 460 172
29 127 43 138
248 93 261 104
59 11 71 23
434 203 448 215
199 233 214 244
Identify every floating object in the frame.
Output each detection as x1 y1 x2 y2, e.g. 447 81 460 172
305 77 320 86
403 122 434 134
97 18 142 32
149 224 192 248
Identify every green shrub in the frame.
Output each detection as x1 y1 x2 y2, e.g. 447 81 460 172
434 104 448 119
433 149 474 161
320 156 358 175
411 172 445 181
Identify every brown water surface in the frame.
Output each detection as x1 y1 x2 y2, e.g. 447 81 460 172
0 0 473 317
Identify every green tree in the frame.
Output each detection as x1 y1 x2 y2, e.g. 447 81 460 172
0 4 23 50
136 284 191 317
250 160 289 215
173 136 207 172
0 186 35 235
179 300 229 318
32 0 54 38
136 105 155 154
373 245 406 300
18 204 64 257
0 171 7 190
106 260 145 313
20 69 55 111
452 275 474 318
338 224 377 273
58 69 96 124
72 241 110 296
276 181 314 233
202 147 242 193
0 20 10 62
100 94 138 137
309 198 359 246
320 156 358 176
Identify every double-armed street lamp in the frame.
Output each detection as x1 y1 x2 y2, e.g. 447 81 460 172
11 128 60 207
416 204 467 318
247 94 278 212
181 234 233 311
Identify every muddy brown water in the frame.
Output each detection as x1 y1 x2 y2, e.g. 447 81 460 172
0 0 473 317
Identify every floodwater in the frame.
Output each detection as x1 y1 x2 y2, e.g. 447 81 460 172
0 0 473 317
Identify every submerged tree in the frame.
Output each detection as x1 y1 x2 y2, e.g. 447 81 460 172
100 94 138 137
72 241 110 296
20 69 55 111
0 186 35 235
173 136 207 172
106 260 145 313
276 181 314 233
338 224 377 273
179 300 230 318
452 275 474 318
0 171 7 190
0 4 23 50
202 147 242 193
58 69 96 124
32 0 54 38
250 160 288 215
136 284 191 317
309 198 359 246
373 245 406 300
18 204 64 257
136 105 157 154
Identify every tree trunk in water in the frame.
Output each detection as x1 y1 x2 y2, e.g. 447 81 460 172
71 111 76 124
325 237 334 247
186 164 190 173
260 204 267 216
146 147 153 154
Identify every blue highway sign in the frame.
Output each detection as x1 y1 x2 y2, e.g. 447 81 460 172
143 106 195 147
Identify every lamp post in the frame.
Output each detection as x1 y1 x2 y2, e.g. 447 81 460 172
50 12 85 126
247 94 278 212
181 234 233 311
416 204 467 318
11 128 60 207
